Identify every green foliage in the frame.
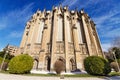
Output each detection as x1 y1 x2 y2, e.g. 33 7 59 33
105 52 114 63
117 59 120 64
0 51 14 60
84 56 111 76
111 47 120 59
0 57 9 64
8 54 34 74
108 72 120 76
115 48 120 59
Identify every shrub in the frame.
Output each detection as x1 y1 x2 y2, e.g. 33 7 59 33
54 60 65 74
8 54 34 74
84 56 111 76
110 62 119 72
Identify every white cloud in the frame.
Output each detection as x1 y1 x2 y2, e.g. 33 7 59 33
92 3 120 38
60 0 105 10
0 48 3 51
0 24 7 30
0 3 34 50
8 31 23 38
93 9 120 26
101 28 120 38
101 43 111 51
61 0 78 7
91 3 120 51
0 3 34 30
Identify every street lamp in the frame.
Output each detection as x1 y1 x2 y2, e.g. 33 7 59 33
113 51 120 72
0 50 9 71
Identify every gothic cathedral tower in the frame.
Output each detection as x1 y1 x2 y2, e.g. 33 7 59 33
19 6 104 72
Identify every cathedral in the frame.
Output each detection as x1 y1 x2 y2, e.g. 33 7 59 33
19 6 104 72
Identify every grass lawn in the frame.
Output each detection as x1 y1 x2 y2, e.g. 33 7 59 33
0 70 9 74
108 72 120 76
24 73 95 77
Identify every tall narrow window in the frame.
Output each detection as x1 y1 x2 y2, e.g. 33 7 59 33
57 16 63 41
76 21 83 43
66 19 72 42
37 20 44 43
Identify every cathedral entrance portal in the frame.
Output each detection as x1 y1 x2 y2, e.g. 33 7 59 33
33 59 39 69
70 58 76 71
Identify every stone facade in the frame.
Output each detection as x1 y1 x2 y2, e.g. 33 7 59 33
19 6 104 72
4 45 19 56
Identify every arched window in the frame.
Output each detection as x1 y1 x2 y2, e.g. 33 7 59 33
76 21 83 43
57 16 63 41
37 19 44 43
66 18 72 42
70 58 76 71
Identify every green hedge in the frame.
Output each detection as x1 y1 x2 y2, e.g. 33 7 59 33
84 56 111 76
8 54 34 74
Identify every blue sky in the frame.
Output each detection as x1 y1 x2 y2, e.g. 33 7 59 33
0 0 120 51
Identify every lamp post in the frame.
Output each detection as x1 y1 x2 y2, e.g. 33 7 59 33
0 50 9 71
113 51 120 72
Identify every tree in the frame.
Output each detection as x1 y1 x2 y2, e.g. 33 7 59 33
54 60 65 74
104 52 114 63
109 47 120 59
0 51 14 60
113 37 120 48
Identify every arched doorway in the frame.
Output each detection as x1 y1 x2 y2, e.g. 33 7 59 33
70 58 76 71
45 56 50 71
33 59 39 69
32 56 39 70
58 57 65 63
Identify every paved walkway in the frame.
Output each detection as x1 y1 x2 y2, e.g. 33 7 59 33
0 73 106 80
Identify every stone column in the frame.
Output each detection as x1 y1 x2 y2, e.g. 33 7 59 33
81 12 92 56
64 12 70 72
71 13 81 70
19 22 30 54
24 19 36 54
87 20 98 56
39 12 52 71
93 24 104 57
50 10 58 71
